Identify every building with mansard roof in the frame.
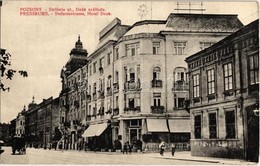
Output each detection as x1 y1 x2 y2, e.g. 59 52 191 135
82 13 243 151
186 19 259 161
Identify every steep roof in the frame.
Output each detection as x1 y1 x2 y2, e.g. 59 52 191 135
166 13 243 32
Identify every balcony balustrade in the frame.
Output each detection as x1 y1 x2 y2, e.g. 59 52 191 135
86 95 91 102
151 106 165 114
124 81 141 92
113 108 119 116
172 80 189 91
86 115 91 121
106 87 112 96
98 91 105 99
151 79 163 88
113 83 119 92
124 106 141 113
61 87 71 94
92 92 97 101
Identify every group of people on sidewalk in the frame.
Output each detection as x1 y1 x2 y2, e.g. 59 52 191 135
159 141 176 156
122 141 133 154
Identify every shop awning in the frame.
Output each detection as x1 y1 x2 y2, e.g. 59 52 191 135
82 123 107 137
168 119 191 133
146 119 169 132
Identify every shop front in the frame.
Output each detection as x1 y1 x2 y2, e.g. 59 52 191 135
142 118 170 151
82 122 112 151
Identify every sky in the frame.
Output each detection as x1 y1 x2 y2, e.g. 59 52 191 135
0 0 259 123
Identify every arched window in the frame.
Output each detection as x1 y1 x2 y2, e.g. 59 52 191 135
115 71 119 83
153 67 161 80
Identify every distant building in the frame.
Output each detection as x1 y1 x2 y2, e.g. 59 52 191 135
186 20 259 161
36 97 53 148
51 97 60 144
24 97 38 147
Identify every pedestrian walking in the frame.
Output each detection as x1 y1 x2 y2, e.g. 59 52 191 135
159 141 165 156
84 142 88 152
123 142 128 154
171 143 176 156
128 142 132 154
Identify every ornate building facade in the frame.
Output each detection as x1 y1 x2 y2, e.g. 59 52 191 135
186 20 259 161
82 13 243 151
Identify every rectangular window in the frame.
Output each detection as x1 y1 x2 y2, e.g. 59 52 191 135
207 69 215 94
89 65 92 75
174 98 185 108
126 43 140 56
223 63 233 91
128 98 135 108
209 113 217 139
249 54 259 85
115 48 119 61
226 111 236 139
99 58 104 68
153 93 161 106
174 42 186 55
193 74 200 98
107 52 111 65
200 42 214 50
115 96 119 108
93 62 97 73
194 115 202 139
130 73 135 82
153 42 160 55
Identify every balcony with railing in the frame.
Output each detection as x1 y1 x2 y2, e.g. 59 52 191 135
98 91 105 99
172 80 189 91
61 87 71 94
113 83 119 93
106 87 112 96
124 106 141 114
86 115 91 121
151 79 163 88
124 80 141 92
151 106 165 114
92 92 97 101
113 108 119 116
86 95 91 102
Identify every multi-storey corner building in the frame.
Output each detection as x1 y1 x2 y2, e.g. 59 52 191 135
186 20 259 161
82 13 243 151
59 36 88 150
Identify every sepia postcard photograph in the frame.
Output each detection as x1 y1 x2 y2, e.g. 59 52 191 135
0 0 259 165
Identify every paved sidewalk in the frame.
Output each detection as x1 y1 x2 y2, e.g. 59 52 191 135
144 151 257 165
46 148 258 165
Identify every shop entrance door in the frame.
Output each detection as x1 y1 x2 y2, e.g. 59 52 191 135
246 105 259 162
